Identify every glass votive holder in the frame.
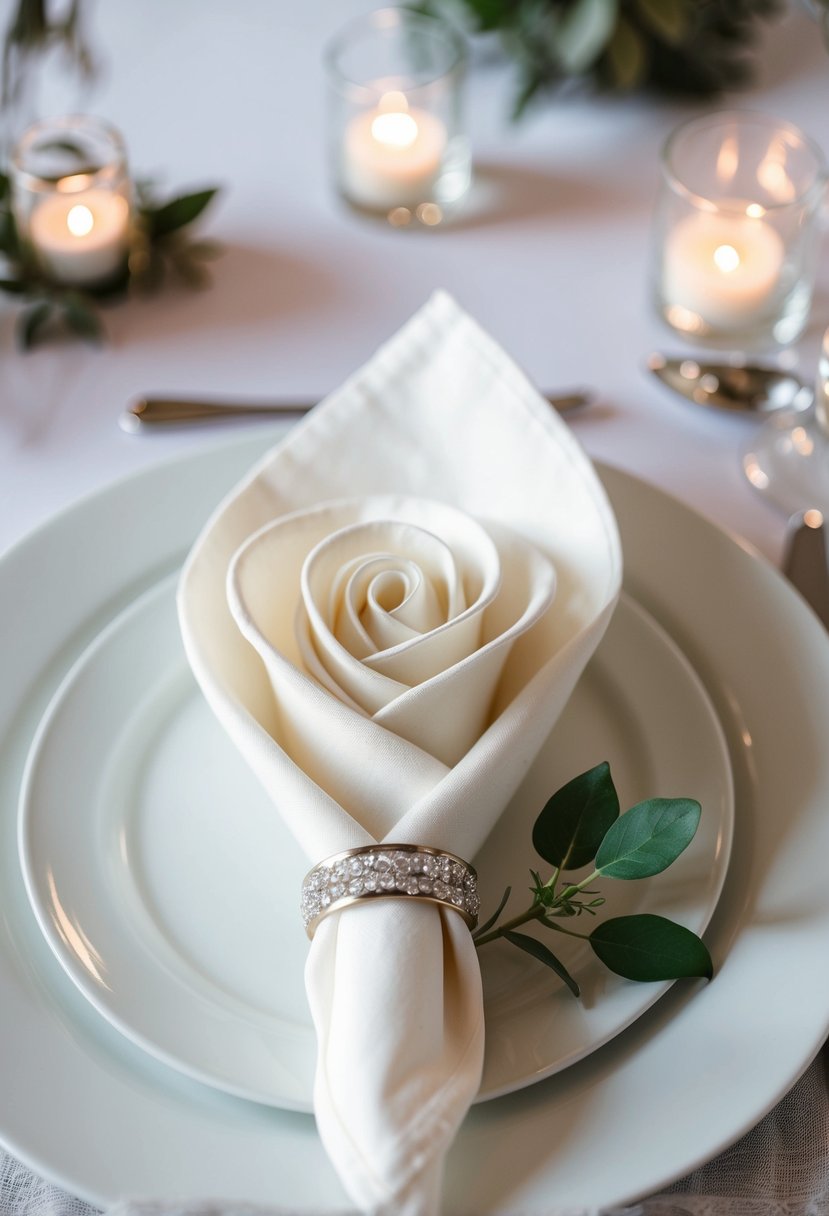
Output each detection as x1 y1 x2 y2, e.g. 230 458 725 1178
11 114 132 288
325 7 470 226
652 111 827 351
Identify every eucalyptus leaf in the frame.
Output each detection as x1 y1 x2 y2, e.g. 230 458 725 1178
589 914 712 981
634 0 690 44
462 0 511 29
0 209 21 257
62 293 103 341
475 761 714 994
602 14 647 88
511 66 546 119
504 930 580 996
473 886 512 938
18 300 53 350
595 796 700 879
554 0 617 72
132 249 167 293
170 252 211 290
532 760 619 870
186 238 223 261
427 0 779 108
142 188 219 239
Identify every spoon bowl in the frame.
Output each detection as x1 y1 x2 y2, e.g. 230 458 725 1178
648 354 813 416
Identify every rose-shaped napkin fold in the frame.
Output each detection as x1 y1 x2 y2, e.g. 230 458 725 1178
178 291 622 1215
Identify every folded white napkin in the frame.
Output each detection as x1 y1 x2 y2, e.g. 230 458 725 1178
178 291 622 1216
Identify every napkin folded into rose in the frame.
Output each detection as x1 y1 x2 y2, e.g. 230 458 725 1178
178 291 622 1216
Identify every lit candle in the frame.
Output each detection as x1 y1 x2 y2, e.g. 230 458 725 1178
663 207 785 330
342 91 447 211
29 179 130 286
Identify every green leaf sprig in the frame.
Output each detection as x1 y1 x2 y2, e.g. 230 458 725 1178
129 180 222 294
1 0 98 116
0 167 221 349
419 0 781 118
473 761 713 994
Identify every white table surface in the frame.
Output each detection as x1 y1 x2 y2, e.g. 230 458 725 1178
2 0 826 570
1 2 828 1212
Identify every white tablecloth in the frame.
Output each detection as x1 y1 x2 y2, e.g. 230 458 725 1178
1 1 827 1212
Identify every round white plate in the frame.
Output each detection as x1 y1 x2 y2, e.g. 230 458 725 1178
18 571 732 1110
1 433 829 1213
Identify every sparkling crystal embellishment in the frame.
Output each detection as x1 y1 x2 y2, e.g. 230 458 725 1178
301 845 480 938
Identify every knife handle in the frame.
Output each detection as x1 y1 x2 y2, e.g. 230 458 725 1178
782 509 829 630
120 390 592 433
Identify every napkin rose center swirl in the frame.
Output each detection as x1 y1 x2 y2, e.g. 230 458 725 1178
228 497 557 841
298 510 559 768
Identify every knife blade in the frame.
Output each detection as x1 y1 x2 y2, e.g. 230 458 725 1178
782 509 829 631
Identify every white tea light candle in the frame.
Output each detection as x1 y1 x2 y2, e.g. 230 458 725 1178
326 8 470 221
342 93 447 211
29 185 130 286
663 209 785 330
653 112 826 349
11 115 133 290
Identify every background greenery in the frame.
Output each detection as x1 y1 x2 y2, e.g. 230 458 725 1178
421 0 783 116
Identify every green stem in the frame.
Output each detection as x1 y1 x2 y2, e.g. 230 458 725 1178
557 868 601 901
474 903 545 947
541 919 590 941
546 864 560 896
475 867 603 949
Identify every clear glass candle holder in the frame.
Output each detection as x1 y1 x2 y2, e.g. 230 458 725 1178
325 7 471 226
11 114 132 288
652 111 826 351
743 325 829 516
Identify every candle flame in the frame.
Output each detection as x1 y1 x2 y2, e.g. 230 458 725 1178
713 243 740 273
371 110 418 149
378 90 409 114
67 204 94 237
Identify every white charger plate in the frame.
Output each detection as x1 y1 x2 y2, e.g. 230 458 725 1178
18 571 732 1110
1 432 829 1212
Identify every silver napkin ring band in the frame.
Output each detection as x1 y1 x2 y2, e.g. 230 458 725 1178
301 844 480 939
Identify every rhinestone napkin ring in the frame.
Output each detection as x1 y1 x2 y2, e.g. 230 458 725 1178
301 844 480 939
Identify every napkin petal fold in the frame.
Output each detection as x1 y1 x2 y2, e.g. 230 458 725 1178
178 290 622 1216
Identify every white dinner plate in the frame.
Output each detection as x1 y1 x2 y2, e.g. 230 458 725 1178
18 570 732 1110
1 431 829 1213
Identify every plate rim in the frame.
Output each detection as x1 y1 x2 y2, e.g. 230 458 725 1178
16 578 733 1110
0 433 827 1211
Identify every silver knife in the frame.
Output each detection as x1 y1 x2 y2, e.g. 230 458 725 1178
782 509 829 631
119 390 593 433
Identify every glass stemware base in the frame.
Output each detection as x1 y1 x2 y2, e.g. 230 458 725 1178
743 405 829 516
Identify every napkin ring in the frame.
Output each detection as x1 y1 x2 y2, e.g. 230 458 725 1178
301 844 479 939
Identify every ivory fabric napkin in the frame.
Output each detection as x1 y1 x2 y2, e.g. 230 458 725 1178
178 291 622 1216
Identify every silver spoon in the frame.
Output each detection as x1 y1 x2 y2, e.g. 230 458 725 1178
119 389 593 433
648 354 813 416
